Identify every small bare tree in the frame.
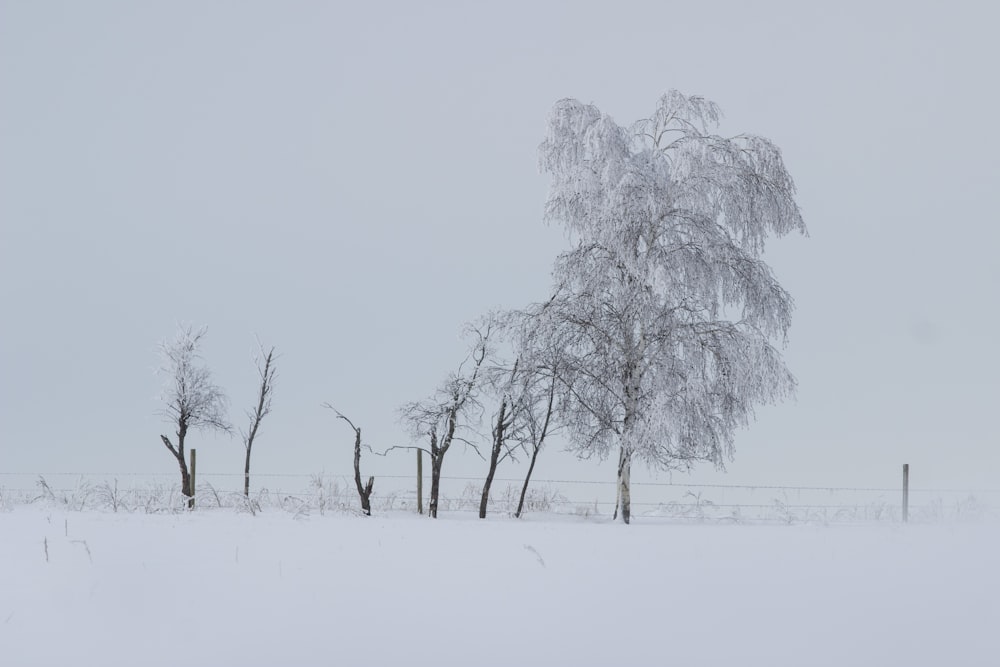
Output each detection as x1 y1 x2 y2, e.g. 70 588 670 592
476 312 566 519
401 325 489 518
478 359 519 519
242 343 276 497
325 407 374 515
158 325 230 508
512 369 558 518
502 299 568 518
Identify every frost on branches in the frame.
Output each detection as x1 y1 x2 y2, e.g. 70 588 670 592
527 90 806 523
157 325 231 509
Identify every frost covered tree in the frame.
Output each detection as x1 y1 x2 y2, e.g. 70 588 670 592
478 358 518 519
507 321 563 519
532 90 806 523
480 310 566 519
158 325 231 508
401 325 489 519
475 312 561 520
474 313 566 519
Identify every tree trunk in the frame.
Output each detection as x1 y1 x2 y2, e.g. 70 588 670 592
618 357 639 524
352 426 374 515
429 456 443 519
478 462 497 519
161 432 194 509
479 400 508 519
357 475 374 515
243 444 252 497
517 374 555 519
515 444 541 519
617 444 632 524
243 346 274 499
181 465 193 508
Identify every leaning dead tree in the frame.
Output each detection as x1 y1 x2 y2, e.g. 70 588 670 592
325 406 374 515
158 325 230 509
241 343 276 497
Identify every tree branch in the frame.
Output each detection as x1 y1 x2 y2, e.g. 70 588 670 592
159 434 179 458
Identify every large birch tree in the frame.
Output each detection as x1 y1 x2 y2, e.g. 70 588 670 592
533 90 806 523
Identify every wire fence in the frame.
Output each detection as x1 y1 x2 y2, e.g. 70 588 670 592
1 471 997 524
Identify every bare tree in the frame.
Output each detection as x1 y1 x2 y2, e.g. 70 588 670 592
241 343 276 497
325 407 374 515
533 90 805 523
477 356 563 520
504 308 566 518
512 368 558 519
401 325 489 518
478 359 519 519
158 325 230 508
469 307 568 519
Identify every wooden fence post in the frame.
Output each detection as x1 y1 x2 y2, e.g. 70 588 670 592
416 449 423 515
902 463 909 523
190 448 197 509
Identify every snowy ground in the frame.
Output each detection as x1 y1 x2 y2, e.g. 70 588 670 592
1 509 996 667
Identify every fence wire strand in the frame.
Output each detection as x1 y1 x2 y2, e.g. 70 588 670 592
3 471 998 495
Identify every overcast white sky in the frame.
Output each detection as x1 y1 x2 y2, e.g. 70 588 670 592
1 1 997 492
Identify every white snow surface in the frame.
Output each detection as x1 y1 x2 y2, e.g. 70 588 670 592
1 510 996 666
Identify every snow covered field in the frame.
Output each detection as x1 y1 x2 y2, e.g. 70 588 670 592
2 509 996 667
